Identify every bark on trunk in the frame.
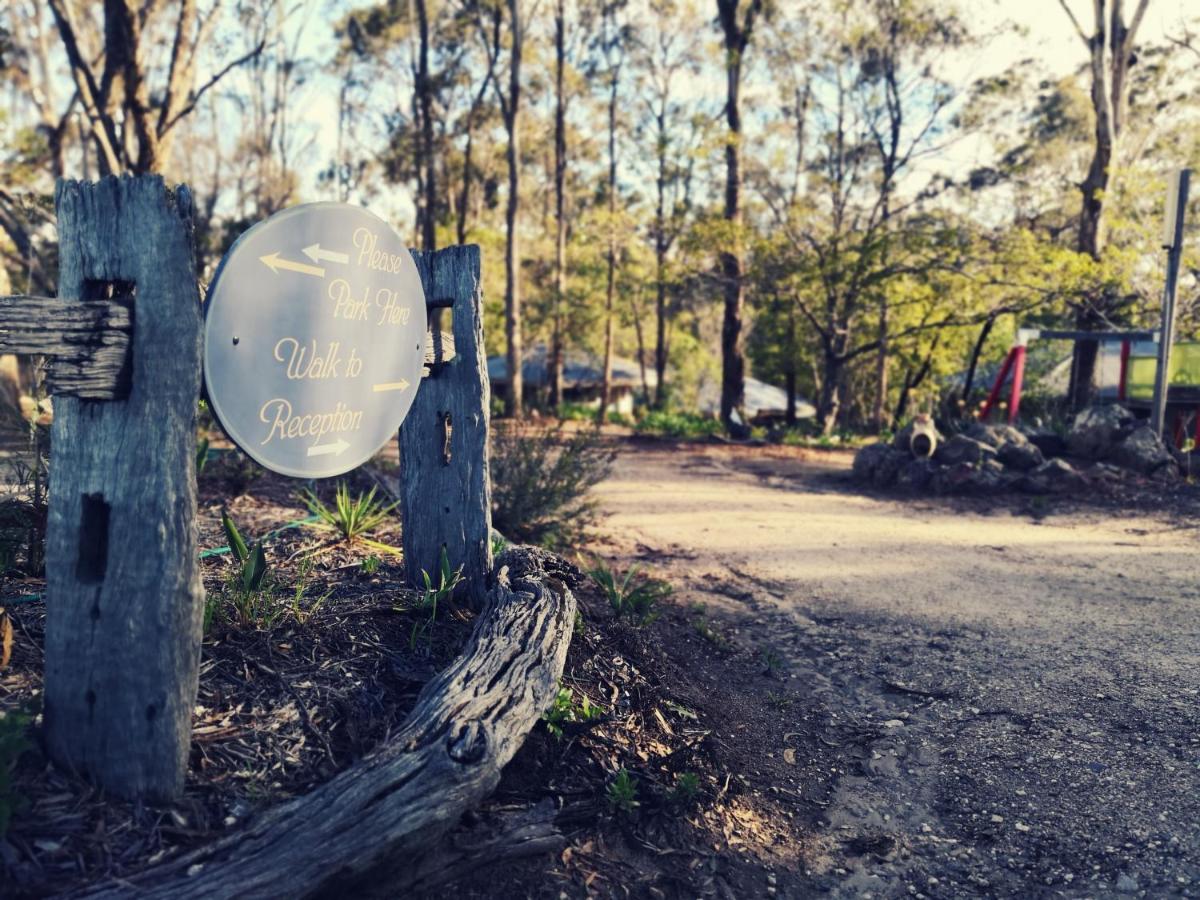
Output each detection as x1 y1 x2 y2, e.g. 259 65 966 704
551 0 567 411
597 53 619 426
715 0 761 431
501 0 523 418
44 175 204 803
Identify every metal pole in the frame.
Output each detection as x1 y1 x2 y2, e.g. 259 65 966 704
1151 169 1191 438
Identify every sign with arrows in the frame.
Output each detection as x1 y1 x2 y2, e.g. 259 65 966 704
203 203 427 478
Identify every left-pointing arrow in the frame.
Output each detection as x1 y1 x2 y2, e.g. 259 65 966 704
307 438 350 457
259 252 325 278
302 243 350 265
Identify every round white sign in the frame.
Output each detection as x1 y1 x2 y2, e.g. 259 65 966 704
203 203 427 478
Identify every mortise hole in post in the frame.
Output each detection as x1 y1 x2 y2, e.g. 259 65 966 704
425 308 456 374
76 493 111 584
82 279 136 303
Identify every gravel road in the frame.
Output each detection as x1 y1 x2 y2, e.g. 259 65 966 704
593 445 1200 898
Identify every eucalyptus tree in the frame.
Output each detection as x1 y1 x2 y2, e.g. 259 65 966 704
632 0 704 408
714 0 765 432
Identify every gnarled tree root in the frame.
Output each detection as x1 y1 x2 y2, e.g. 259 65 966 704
72 547 576 899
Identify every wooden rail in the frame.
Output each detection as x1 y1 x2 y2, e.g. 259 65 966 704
0 293 132 399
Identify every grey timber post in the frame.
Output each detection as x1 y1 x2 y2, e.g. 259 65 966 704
400 246 493 607
43 176 205 802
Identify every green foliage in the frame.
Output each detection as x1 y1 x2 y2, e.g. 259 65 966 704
0 709 32 838
360 554 382 576
606 768 639 815
290 556 331 624
302 482 398 545
761 647 784 677
212 512 277 630
634 410 722 439
542 685 605 739
222 510 268 592
667 771 702 807
195 436 210 474
586 558 672 624
490 425 616 548
490 530 509 558
409 547 464 649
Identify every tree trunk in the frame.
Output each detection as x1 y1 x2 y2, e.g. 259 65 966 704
653 106 669 409
715 0 760 432
1065 0 1150 409
597 55 619 426
551 0 567 411
502 0 523 418
44 175 204 803
415 0 436 252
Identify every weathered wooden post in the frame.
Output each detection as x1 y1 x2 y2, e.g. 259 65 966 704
43 176 204 801
401 246 493 606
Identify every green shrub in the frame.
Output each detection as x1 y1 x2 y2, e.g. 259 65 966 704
211 511 277 630
587 558 672 625
606 768 639 815
302 482 398 546
634 410 722 439
408 546 464 649
0 709 31 839
490 425 615 547
667 771 702 807
542 685 604 739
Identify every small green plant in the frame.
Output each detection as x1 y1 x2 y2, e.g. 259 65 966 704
542 685 604 739
360 554 382 576
761 647 784 677
0 709 32 839
667 771 702 807
606 768 639 815
573 609 586 637
195 436 210 474
223 510 269 592
408 546 465 649
490 530 509 558
692 612 727 649
290 556 331 624
586 558 672 625
218 511 278 629
302 482 398 545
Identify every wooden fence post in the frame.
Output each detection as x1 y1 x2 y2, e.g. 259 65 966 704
400 246 493 606
43 175 204 802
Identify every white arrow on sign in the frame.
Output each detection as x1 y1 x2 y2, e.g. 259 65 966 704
372 380 411 392
303 243 349 265
260 252 325 278
307 438 351 457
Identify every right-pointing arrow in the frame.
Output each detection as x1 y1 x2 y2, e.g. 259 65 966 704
307 438 350 457
372 380 410 392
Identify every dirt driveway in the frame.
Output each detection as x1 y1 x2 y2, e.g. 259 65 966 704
593 444 1200 898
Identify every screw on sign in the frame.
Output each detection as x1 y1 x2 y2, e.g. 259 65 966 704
204 203 427 478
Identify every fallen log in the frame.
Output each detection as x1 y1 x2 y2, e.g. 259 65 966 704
71 547 576 899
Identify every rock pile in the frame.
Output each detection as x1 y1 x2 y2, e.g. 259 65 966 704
853 405 1181 495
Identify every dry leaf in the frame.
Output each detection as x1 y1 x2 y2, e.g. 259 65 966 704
783 748 796 765
0 607 12 671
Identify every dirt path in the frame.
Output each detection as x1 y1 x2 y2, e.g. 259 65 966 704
593 444 1200 898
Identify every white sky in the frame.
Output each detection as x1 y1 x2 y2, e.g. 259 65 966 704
282 0 1196 208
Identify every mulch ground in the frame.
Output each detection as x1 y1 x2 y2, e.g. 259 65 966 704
0 451 473 896
1 440 826 898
